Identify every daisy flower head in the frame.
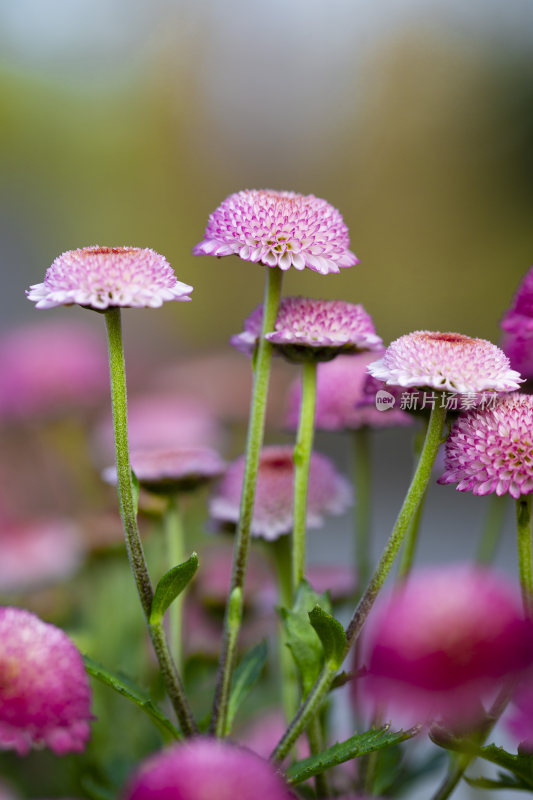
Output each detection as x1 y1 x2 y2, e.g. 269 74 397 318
368 331 522 394
438 393 533 498
210 444 352 540
102 447 226 494
363 565 533 728
193 189 358 275
27 247 192 311
0 607 92 755
124 738 294 800
231 297 382 363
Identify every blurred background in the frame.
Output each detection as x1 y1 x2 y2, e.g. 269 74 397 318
1 1 533 798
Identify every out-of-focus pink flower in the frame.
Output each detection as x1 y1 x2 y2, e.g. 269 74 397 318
362 566 533 728
506 682 533 750
92 394 222 465
438 393 533 499
0 518 84 594
27 247 192 310
306 564 357 602
501 266 533 327
193 543 274 608
285 353 412 431
501 331 533 381
231 297 382 362
0 607 92 755
124 738 294 800
194 189 358 275
368 331 522 393
238 710 309 761
0 320 107 420
210 445 352 540
102 447 226 494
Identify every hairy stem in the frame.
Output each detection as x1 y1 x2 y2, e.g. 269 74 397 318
292 360 317 592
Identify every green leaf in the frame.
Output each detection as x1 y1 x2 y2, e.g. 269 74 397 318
286 725 417 785
281 580 329 695
131 470 140 514
308 605 346 669
83 654 180 741
149 552 199 625
476 744 533 789
225 640 268 734
465 774 528 791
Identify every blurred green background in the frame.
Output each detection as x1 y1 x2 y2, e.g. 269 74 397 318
1 0 533 348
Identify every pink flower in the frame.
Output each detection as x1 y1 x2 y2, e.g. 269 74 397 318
501 331 533 381
368 331 522 393
0 320 107 420
501 266 533 327
0 607 92 755
0 518 84 593
210 444 352 540
124 738 293 800
306 564 357 602
231 297 382 362
438 393 533 498
193 189 358 274
92 394 222 465
102 447 226 494
362 566 533 727
27 247 192 310
285 353 412 431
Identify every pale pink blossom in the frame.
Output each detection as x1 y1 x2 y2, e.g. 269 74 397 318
210 444 352 540
27 246 192 310
102 447 226 494
368 331 522 394
194 189 358 274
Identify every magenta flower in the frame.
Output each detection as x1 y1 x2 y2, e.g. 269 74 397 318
0 320 107 420
502 266 533 327
193 189 358 274
368 331 522 393
124 738 293 800
286 353 412 431
231 297 381 362
501 331 533 381
27 246 192 310
363 566 533 727
102 447 226 494
210 444 352 540
0 517 84 594
0 607 92 755
438 393 533 498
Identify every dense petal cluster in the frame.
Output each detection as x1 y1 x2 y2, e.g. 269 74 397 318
124 738 293 800
231 297 382 362
363 566 533 727
193 189 358 274
0 607 92 755
368 331 522 393
27 247 193 310
210 444 352 540
102 447 226 494
438 393 533 498
286 353 412 430
0 321 107 420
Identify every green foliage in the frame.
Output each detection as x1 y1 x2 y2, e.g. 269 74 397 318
83 655 180 742
225 640 268 734
149 552 199 625
286 726 415 785
466 743 533 792
308 605 346 669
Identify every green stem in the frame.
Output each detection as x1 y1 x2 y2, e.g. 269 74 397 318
352 428 372 591
164 493 185 671
271 401 447 762
516 495 533 616
270 535 299 724
477 494 507 564
104 308 197 737
210 266 283 736
292 360 318 592
307 716 329 797
396 488 427 580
